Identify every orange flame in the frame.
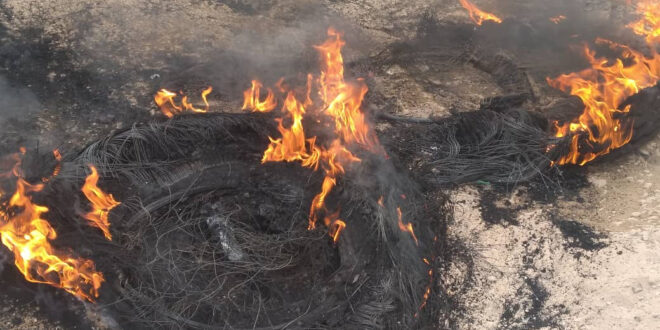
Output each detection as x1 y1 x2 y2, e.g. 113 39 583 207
256 28 379 238
0 153 104 302
42 149 62 183
550 15 567 24
324 210 346 243
242 80 277 112
81 165 120 240
154 86 213 117
315 29 381 151
628 0 660 44
396 207 418 245
548 31 660 165
458 0 503 26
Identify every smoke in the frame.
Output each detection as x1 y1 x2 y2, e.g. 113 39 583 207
0 75 41 123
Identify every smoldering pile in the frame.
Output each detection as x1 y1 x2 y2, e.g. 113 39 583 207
32 112 448 329
368 18 660 187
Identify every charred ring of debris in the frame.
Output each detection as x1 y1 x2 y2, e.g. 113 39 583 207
22 112 448 328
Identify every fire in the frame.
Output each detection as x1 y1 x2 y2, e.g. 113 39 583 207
315 29 381 151
458 0 503 26
0 152 104 302
154 86 212 117
42 149 62 183
550 15 567 24
242 80 277 112
628 0 660 44
249 28 381 241
396 207 418 245
81 165 120 240
324 211 345 243
547 2 660 165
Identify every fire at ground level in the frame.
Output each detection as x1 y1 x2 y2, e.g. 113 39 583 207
0 0 660 329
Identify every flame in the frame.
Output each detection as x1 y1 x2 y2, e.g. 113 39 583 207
242 80 277 112
255 28 380 240
550 15 567 24
396 207 418 245
324 210 345 243
547 12 660 165
42 149 62 183
154 86 212 117
628 0 660 44
0 153 104 302
81 165 120 240
315 29 381 151
458 0 503 26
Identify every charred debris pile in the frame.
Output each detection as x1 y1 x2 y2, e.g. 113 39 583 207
1 2 660 329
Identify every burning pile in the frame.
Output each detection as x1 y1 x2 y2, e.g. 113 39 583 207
0 28 443 328
3 1 660 328
547 0 660 165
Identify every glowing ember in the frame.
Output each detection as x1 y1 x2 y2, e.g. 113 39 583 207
250 28 381 241
547 2 660 165
550 15 567 24
396 207 418 245
154 86 213 117
0 153 104 302
81 165 120 240
458 0 503 26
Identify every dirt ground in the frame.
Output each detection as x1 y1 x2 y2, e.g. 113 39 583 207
0 0 658 329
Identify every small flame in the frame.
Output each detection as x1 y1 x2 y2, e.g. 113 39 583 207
242 80 277 112
154 86 213 117
42 149 62 183
458 0 503 26
550 15 567 24
324 211 346 243
0 153 104 302
81 165 120 240
396 207 418 245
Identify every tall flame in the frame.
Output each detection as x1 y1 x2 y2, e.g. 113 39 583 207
249 28 380 241
458 0 503 26
0 153 104 302
154 86 213 117
547 2 660 165
81 165 120 240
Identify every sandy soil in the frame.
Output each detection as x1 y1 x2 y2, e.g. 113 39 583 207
0 0 658 329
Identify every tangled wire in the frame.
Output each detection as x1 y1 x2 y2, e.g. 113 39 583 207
35 113 447 329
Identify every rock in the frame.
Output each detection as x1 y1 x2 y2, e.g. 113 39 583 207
632 212 641 217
